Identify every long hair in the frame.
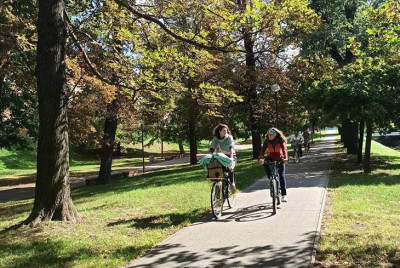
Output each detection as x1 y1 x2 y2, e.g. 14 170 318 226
213 124 231 138
267 127 287 144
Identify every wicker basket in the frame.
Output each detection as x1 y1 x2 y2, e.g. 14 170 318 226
207 158 227 178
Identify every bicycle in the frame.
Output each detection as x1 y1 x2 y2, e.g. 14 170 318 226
292 143 301 163
264 160 281 214
207 160 236 219
304 140 310 153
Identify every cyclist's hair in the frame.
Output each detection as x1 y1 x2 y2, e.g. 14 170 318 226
213 124 231 138
266 127 287 143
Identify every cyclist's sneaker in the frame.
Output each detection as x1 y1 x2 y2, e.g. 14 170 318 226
282 195 287 202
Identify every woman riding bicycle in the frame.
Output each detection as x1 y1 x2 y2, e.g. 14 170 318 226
258 128 289 202
209 124 236 192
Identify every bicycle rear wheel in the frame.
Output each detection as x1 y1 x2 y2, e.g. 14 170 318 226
271 178 277 214
294 149 299 163
211 181 224 219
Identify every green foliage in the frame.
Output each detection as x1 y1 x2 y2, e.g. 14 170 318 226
304 0 400 129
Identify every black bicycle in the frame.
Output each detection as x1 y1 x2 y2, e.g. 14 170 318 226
209 170 236 219
265 161 281 214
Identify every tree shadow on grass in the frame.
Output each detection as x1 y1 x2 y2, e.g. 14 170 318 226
329 152 400 188
0 235 97 268
0 201 32 222
107 208 206 229
0 232 147 268
316 233 400 267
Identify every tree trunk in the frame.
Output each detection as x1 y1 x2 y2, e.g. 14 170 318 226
98 99 119 184
161 137 163 159
243 26 261 159
24 0 78 226
342 119 358 154
178 140 185 155
188 114 197 165
357 120 364 163
338 126 344 142
364 120 372 173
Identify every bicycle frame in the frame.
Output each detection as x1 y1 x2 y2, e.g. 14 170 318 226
265 161 281 214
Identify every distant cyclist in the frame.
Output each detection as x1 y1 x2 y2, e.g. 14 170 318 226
303 129 310 152
258 128 289 202
289 130 304 157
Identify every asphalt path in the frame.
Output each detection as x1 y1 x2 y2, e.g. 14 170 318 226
125 130 337 268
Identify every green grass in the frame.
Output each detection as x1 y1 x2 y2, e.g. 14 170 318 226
0 140 211 187
0 149 265 268
316 139 400 267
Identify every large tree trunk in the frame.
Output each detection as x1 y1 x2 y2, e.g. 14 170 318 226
243 27 261 159
364 120 372 173
98 99 119 184
342 119 358 154
357 120 364 163
25 0 78 226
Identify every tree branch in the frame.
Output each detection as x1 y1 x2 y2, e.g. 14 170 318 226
64 11 138 93
114 0 244 53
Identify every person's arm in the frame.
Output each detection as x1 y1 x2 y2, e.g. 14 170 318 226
228 135 235 158
209 136 217 153
282 141 288 163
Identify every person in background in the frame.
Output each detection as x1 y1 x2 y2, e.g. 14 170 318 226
289 130 304 157
303 129 310 152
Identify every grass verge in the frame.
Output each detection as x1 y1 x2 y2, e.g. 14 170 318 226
0 140 211 187
0 149 265 268
316 139 400 267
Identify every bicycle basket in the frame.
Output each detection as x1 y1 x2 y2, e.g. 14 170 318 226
207 158 226 178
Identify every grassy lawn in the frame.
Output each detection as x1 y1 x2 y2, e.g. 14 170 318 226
0 140 211 187
0 149 265 268
316 139 400 267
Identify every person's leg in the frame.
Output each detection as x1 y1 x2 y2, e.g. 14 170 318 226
263 162 272 179
228 157 237 193
278 163 287 196
299 144 303 157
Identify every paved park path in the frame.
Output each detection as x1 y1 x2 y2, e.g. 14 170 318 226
126 130 336 268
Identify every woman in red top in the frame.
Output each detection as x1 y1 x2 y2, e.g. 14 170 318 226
258 128 289 202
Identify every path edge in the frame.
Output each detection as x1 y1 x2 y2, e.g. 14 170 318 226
309 135 335 267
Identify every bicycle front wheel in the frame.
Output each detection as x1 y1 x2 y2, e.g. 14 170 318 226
211 181 224 219
271 178 277 214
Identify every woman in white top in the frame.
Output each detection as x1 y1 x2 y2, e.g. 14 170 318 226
209 124 236 190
